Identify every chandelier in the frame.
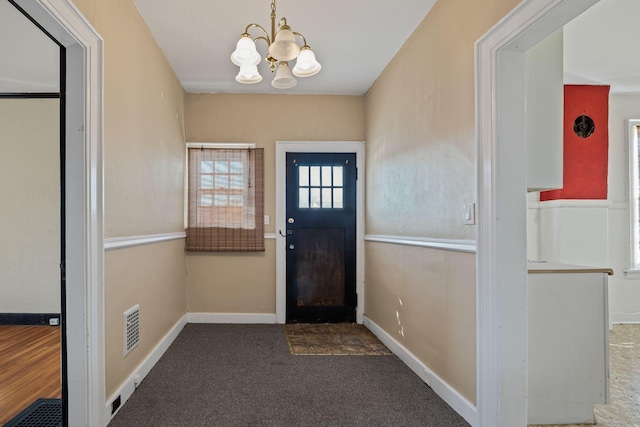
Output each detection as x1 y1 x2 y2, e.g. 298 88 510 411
230 0 321 89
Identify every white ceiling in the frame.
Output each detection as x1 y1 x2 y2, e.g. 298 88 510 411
0 0 639 95
131 0 437 95
563 0 640 94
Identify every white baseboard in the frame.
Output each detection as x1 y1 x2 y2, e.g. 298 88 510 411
610 312 640 324
187 312 277 324
363 316 478 427
104 314 187 425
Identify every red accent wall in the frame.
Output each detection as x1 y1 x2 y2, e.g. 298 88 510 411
540 85 610 201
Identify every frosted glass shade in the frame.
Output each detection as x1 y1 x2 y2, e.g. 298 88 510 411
231 35 261 66
292 48 321 77
271 61 297 89
235 65 262 84
268 26 300 61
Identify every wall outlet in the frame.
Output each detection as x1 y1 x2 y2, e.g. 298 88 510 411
49 317 60 326
264 214 270 225
111 395 121 414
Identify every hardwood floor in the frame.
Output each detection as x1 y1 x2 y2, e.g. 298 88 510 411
0 325 61 425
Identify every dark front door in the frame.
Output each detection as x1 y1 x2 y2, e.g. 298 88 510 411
285 152 357 323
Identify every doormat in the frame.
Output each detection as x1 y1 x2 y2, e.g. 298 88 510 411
284 323 392 356
4 398 62 427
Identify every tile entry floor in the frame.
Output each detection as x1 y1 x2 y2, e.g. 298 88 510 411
284 323 392 355
529 324 640 427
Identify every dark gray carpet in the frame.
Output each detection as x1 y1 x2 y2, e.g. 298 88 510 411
108 324 470 427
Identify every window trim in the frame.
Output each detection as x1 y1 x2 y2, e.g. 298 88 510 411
628 120 640 275
184 142 255 229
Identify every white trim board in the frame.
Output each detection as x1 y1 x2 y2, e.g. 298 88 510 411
105 315 188 424
610 312 640 324
105 232 186 250
275 141 366 324
187 313 277 324
365 235 476 254
105 232 275 250
364 316 477 426
534 199 626 209
475 1 600 425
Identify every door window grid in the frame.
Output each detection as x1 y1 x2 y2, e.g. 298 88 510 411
298 165 344 209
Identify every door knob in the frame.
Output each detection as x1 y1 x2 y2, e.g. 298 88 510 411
288 217 295 224
289 244 295 250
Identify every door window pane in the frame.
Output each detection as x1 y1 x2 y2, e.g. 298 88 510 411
299 166 309 186
333 188 343 208
322 166 332 186
333 167 343 187
299 188 309 208
310 166 321 186
310 188 321 208
322 188 332 208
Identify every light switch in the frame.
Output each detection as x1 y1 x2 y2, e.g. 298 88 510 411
264 215 270 225
464 203 475 225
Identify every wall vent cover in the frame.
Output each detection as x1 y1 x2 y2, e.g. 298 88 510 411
123 304 140 356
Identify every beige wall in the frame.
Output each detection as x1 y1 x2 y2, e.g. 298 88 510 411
71 0 187 397
105 239 186 394
0 98 60 313
185 94 364 313
364 0 520 404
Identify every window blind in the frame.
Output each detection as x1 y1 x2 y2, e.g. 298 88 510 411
186 147 264 252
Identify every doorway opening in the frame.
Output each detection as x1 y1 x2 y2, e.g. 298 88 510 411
475 0 600 425
6 0 105 425
0 1 65 423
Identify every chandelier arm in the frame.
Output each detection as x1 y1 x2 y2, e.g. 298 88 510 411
244 23 271 45
292 32 308 48
253 36 270 48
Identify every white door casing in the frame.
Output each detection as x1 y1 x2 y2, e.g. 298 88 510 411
11 0 105 425
475 0 599 425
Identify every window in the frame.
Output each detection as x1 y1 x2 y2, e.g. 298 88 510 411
298 165 344 209
629 120 640 270
186 146 264 252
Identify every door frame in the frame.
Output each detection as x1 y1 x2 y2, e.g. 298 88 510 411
11 0 105 425
276 141 365 324
475 0 599 425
